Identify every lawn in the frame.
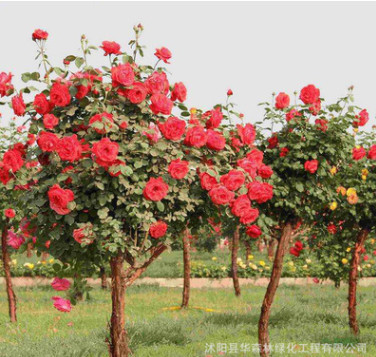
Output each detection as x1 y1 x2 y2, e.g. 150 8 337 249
0 284 375 356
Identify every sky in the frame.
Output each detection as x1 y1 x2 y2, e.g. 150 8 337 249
1 1 376 128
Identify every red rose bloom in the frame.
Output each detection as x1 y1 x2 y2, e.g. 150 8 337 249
290 247 300 257
168 159 189 179
368 145 376 160
286 109 301 122
200 172 218 191
304 160 318 174
275 92 290 109
220 170 245 191
50 82 71 107
209 185 235 205
0 166 10 185
237 124 255 146
171 82 187 102
258 164 273 179
205 108 223 129
154 47 172 63
149 221 168 238
89 112 114 134
240 208 260 225
92 138 119 168
353 109 369 127
247 149 264 167
145 72 169 95
43 114 59 130
206 130 226 151
101 41 121 56
111 63 135 87
4 208 15 218
184 125 207 148
247 181 273 204
32 29 48 41
149 94 173 115
158 117 186 141
280 147 289 157
143 177 169 201
12 94 26 116
246 225 262 238
353 147 366 161
231 195 251 217
267 136 279 149
3 149 24 172
33 93 52 115
299 84 320 104
238 158 258 178
37 131 59 152
123 82 147 104
315 118 328 132
309 99 321 115
48 184 74 215
56 135 83 163
327 224 337 235
0 72 13 97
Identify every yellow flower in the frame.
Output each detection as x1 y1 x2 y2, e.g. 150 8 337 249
346 247 351 252
221 266 227 271
354 128 359 133
248 254 254 260
306 259 312 264
288 261 294 267
330 166 337 175
259 260 266 267
190 108 197 115
211 257 217 261
362 168 369 176
371 239 375 245
342 258 348 264
24 263 34 269
237 258 242 263
240 263 246 269
11 259 17 265
250 263 258 270
330 201 337 210
362 175 367 181
303 264 308 270
265 266 270 270
49 259 54 264
41 260 47 265
346 188 356 197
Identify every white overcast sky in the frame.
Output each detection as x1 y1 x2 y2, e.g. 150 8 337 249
1 1 376 128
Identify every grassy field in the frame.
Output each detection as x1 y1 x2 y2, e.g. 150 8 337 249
0 284 375 356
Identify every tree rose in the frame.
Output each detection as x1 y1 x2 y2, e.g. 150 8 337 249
149 93 173 115
101 41 121 56
246 225 262 238
299 84 320 104
57 135 83 162
122 82 147 104
111 63 135 87
51 277 71 291
200 172 218 191
52 296 72 312
0 72 13 97
237 124 255 146
154 47 172 63
12 94 26 116
206 130 226 151
184 125 207 148
352 147 366 161
4 208 15 218
43 114 59 130
37 131 59 152
3 149 24 172
33 93 51 115
89 112 114 134
171 82 187 102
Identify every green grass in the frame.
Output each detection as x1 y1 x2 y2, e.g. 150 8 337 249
0 284 375 356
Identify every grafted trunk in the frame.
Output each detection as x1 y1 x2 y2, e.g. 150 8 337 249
1 223 17 323
231 226 241 297
181 228 191 308
100 266 108 290
258 221 293 357
109 252 130 357
348 228 369 335
244 240 251 265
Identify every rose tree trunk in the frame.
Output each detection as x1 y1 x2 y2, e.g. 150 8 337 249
1 222 17 323
231 226 241 297
258 220 293 357
109 252 130 357
348 228 369 335
181 228 191 308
